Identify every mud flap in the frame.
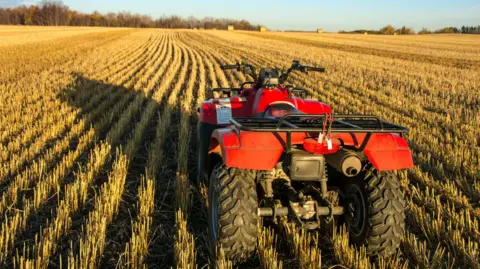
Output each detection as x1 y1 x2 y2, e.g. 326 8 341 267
197 122 221 185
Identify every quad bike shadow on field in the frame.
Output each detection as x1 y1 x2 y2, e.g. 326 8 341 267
197 60 413 264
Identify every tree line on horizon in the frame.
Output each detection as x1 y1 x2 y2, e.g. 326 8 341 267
340 24 480 35
0 0 260 30
1 1 479 34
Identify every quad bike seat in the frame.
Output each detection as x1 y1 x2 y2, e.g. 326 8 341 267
264 101 304 118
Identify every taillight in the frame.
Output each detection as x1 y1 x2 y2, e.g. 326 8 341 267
202 103 211 116
303 138 340 154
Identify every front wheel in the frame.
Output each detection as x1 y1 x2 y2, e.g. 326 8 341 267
343 168 406 257
208 164 258 264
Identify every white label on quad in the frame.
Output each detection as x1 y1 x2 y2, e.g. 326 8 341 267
216 102 232 124
318 133 324 143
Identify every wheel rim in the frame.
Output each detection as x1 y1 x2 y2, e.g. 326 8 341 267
345 183 367 237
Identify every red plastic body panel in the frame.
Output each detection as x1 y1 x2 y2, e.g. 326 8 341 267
210 128 307 170
200 95 252 124
333 133 413 171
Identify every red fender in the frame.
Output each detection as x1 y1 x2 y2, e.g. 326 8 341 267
210 128 306 170
334 133 413 171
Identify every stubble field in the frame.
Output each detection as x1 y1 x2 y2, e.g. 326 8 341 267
0 26 479 268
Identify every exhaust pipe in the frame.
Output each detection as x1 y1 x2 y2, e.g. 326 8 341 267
325 149 362 177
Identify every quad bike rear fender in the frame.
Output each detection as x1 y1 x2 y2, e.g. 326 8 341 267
210 129 413 171
209 128 305 170
335 132 413 171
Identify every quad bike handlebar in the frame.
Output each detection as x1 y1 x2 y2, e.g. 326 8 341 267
300 66 325 72
279 60 325 82
220 60 325 85
290 60 325 72
221 61 257 81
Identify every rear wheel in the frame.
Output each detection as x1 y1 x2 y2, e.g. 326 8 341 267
208 164 258 264
343 168 405 257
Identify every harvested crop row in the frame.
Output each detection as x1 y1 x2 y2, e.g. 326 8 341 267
174 39 199 269
0 31 157 177
0 36 148 156
2 31 164 265
66 33 172 268
13 32 171 269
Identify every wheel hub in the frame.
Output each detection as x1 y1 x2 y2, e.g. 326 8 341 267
345 183 367 237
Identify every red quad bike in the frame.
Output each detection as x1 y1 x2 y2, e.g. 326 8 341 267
197 60 413 264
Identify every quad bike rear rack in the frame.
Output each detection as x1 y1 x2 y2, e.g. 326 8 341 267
230 114 409 152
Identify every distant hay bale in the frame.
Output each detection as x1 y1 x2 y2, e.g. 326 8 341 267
317 28 323 34
193 28 197 30
199 27 205 30
259 26 266 32
212 28 216 30
364 32 368 35
227 25 234 31
393 32 398 36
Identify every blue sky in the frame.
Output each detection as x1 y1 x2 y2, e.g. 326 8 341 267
9 0 480 31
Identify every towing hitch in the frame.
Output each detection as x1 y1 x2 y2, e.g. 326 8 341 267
258 169 344 230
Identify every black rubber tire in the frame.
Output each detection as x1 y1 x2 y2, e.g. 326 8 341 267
344 168 406 257
208 164 258 264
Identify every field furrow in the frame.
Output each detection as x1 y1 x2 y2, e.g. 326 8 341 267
1 31 164 266
65 33 170 268
13 33 171 269
145 33 191 267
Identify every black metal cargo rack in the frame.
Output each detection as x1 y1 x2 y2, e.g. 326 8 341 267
229 114 409 151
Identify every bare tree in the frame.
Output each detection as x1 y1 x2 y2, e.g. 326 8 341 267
0 2 261 30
